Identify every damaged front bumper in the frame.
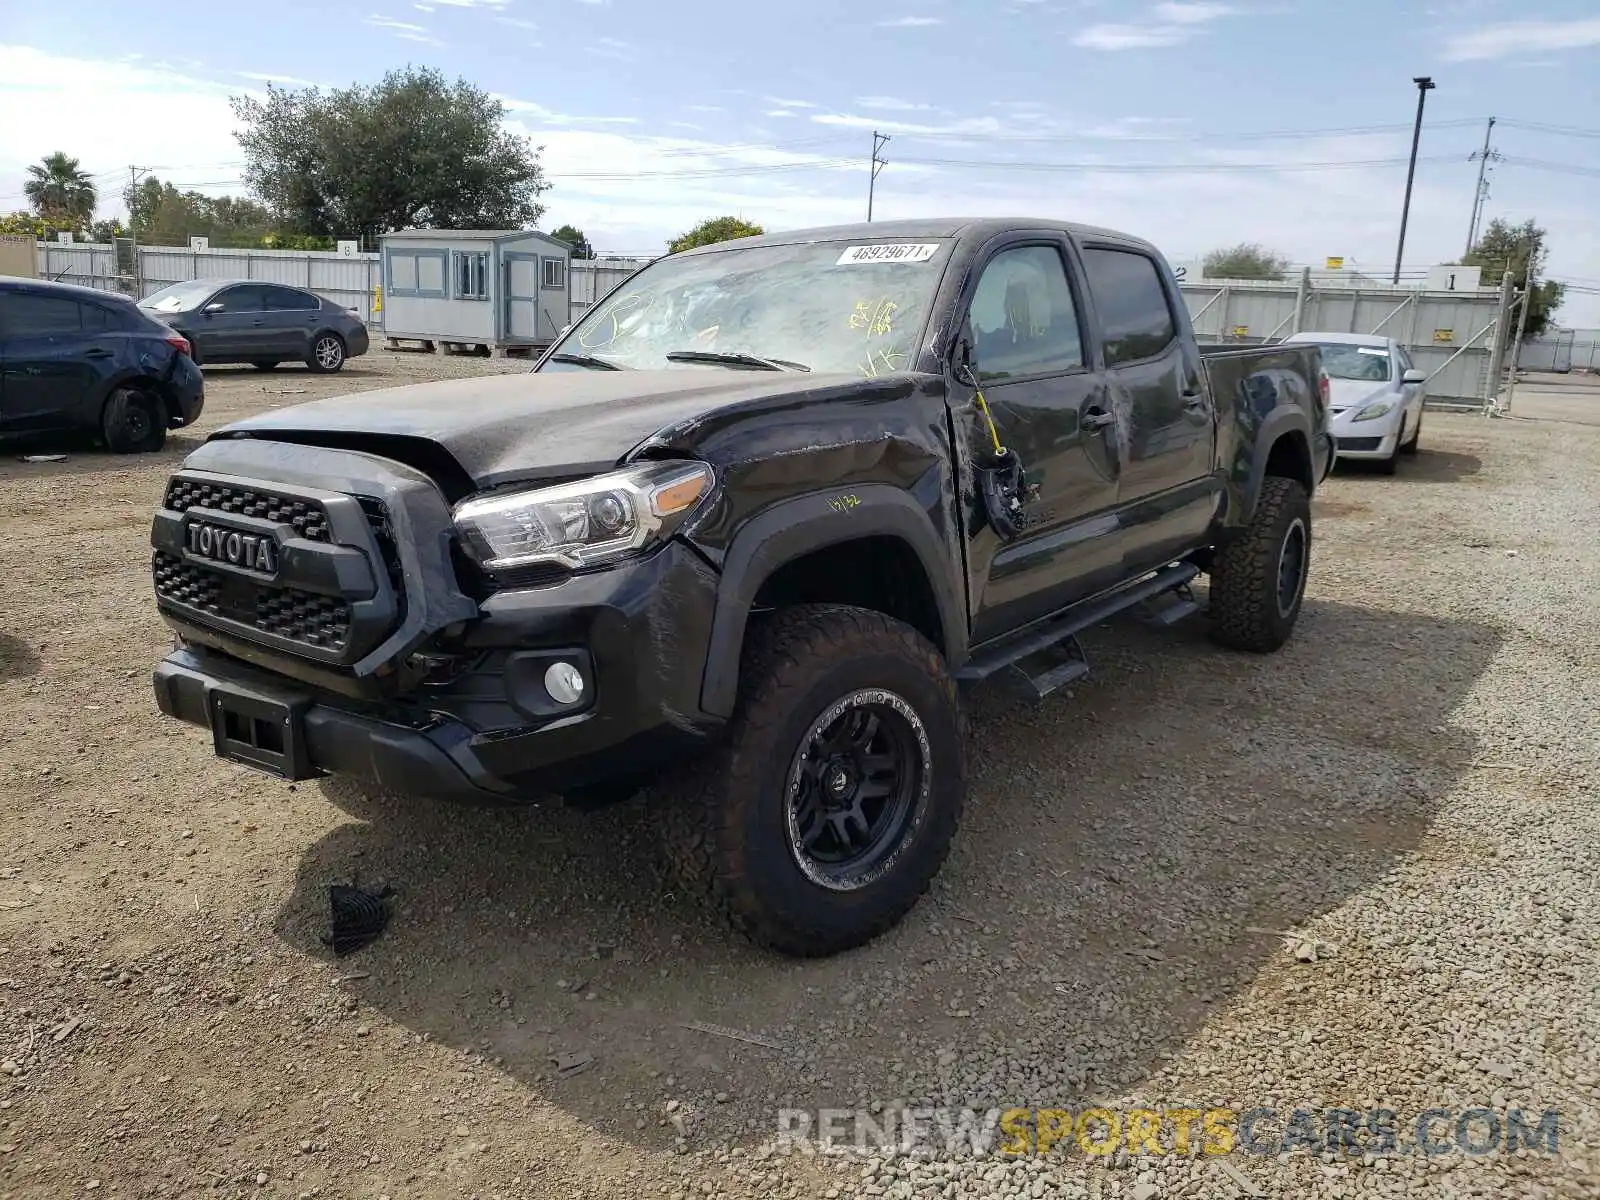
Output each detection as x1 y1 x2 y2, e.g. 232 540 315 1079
152 541 727 803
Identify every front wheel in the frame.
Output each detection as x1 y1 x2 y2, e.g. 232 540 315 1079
650 605 965 957
307 333 346 373
1400 407 1422 455
1207 475 1310 653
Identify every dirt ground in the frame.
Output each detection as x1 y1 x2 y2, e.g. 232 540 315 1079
1 358 1597 1199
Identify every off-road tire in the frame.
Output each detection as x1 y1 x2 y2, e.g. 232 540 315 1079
649 604 965 957
101 386 166 454
1207 475 1310 653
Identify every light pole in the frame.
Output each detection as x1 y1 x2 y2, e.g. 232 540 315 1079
1393 75 1436 285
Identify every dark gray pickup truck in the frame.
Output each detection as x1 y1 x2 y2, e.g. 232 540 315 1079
149 217 1333 956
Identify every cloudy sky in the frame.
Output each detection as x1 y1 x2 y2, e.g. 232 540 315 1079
2 0 1598 324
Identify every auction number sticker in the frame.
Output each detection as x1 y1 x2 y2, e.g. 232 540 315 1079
835 243 940 266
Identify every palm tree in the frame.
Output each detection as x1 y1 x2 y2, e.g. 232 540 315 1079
24 152 98 228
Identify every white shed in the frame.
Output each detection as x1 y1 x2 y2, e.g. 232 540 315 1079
379 228 571 355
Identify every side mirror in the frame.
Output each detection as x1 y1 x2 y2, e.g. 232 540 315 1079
1402 368 1426 384
202 302 224 315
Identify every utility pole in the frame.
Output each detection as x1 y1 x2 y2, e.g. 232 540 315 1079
1392 76 1436 285
1502 267 1535 416
126 164 151 295
1464 116 1500 256
867 131 890 222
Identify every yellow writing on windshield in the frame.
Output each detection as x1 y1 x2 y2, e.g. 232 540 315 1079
850 297 899 337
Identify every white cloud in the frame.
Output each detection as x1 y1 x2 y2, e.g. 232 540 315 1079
428 0 511 6
764 97 820 110
1072 23 1191 49
877 16 943 27
763 111 797 119
1151 1 1238 23
236 70 321 88
365 15 444 44
855 96 936 112
496 15 539 30
1440 17 1600 61
496 94 637 126
588 37 635 61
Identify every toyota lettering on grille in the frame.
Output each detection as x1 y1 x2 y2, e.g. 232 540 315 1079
185 521 278 575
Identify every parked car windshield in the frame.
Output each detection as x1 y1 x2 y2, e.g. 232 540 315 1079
541 238 955 377
139 280 217 313
1310 342 1392 382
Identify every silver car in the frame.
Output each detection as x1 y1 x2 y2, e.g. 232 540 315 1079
1281 332 1425 474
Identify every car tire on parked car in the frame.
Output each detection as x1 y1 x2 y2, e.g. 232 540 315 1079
1207 474 1310 653
101 386 167 454
650 604 965 957
307 333 346 374
1400 408 1422 456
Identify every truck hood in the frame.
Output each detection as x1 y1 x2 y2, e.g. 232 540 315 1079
212 368 870 489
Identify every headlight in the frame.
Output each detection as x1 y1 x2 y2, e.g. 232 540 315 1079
453 460 713 573
1351 400 1395 422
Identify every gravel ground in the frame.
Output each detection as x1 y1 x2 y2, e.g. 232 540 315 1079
1 359 1597 1199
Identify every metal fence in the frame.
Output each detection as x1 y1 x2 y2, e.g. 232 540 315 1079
35 240 649 331
36 241 384 324
1519 333 1600 374
1177 273 1513 408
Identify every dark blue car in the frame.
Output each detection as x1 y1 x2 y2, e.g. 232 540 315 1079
0 276 205 453
138 279 370 373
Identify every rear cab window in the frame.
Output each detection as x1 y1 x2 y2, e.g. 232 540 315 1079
1080 247 1178 367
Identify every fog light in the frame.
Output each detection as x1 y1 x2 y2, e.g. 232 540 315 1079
544 661 586 706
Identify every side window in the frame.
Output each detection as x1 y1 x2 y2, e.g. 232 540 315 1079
542 257 566 289
262 285 319 311
1081 248 1178 367
390 253 418 293
455 251 489 300
81 303 116 331
966 245 1084 382
1 294 83 337
213 286 267 313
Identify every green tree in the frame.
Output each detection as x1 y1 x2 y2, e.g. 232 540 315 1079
124 175 277 247
1202 242 1289 281
1461 217 1566 341
550 223 595 258
231 67 548 242
0 212 51 239
23 153 98 228
668 216 764 255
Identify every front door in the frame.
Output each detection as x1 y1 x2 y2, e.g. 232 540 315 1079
196 284 271 360
960 239 1123 645
504 253 539 343
1078 244 1217 576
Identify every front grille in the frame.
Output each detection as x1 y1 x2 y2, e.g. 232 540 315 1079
164 479 330 542
154 552 352 652
1338 436 1383 452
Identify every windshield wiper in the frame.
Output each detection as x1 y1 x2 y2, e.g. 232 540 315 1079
664 350 810 372
545 352 622 370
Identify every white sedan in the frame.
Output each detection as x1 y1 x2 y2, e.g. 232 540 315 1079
1281 332 1426 474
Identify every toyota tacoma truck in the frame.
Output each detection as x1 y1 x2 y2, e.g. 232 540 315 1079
149 218 1333 957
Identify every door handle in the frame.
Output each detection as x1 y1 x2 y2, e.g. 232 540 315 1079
1182 390 1206 409
83 348 113 359
1081 408 1115 430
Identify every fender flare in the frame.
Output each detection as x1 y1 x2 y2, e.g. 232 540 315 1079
698 484 966 718
1242 407 1314 522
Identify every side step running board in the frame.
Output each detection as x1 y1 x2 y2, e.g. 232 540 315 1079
956 562 1200 698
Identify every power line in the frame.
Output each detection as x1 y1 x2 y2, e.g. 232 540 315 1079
893 153 1465 174
1496 118 1600 140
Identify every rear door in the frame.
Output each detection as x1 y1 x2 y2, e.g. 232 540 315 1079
960 236 1123 644
1078 243 1217 575
260 285 321 358
0 291 110 436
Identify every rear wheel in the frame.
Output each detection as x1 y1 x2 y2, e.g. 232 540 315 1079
1207 475 1310 653
102 386 166 454
307 333 346 373
650 605 964 957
